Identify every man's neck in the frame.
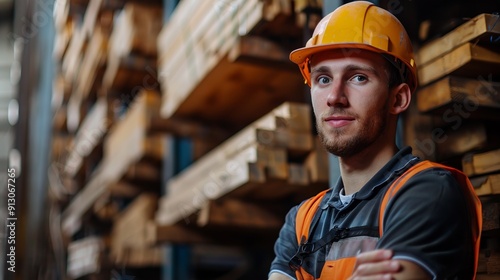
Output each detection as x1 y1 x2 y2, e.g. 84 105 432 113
339 144 398 195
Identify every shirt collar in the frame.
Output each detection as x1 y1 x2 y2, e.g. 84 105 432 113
323 146 420 209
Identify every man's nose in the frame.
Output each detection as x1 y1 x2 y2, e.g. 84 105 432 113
326 80 348 107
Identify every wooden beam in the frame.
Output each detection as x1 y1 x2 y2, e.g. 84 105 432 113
108 2 163 58
435 122 498 161
416 14 500 66
67 236 104 279
119 246 163 267
305 137 330 184
417 76 500 115
145 222 210 244
197 199 282 230
417 43 500 87
62 0 105 84
471 173 500 196
123 160 162 183
64 98 108 177
462 148 500 177
160 35 304 129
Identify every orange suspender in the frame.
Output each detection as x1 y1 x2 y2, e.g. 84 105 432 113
294 160 482 279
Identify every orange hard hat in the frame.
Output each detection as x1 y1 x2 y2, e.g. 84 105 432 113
290 1 417 92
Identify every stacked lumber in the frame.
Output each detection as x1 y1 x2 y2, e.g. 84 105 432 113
416 13 500 112
413 13 500 162
464 148 500 197
63 98 108 180
102 2 162 92
61 90 166 235
156 102 329 227
67 236 105 279
157 0 305 129
410 13 500 278
110 193 163 266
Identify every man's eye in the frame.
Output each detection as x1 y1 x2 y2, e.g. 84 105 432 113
351 75 367 83
318 76 331 84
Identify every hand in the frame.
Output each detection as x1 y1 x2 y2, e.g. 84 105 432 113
348 249 401 280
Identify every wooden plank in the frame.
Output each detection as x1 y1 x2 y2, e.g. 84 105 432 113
145 222 210 244
418 43 500 87
477 274 500 280
108 180 142 197
111 194 157 263
134 90 231 144
435 122 498 161
416 14 500 66
64 98 108 177
471 173 500 196
108 2 163 58
61 0 107 83
61 25 86 85
287 163 309 186
73 25 107 103
52 74 72 111
119 246 163 267
123 160 161 183
165 102 311 195
62 92 168 235
417 76 500 115
305 137 330 184
93 192 119 221
463 149 500 177
102 53 157 92
53 105 68 133
157 0 303 126
67 236 104 279
197 199 282 230
160 35 304 129
156 159 266 226
53 18 74 61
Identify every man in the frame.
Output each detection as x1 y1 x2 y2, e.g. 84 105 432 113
269 1 481 280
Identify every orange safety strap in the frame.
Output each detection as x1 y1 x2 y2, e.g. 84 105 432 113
295 189 330 243
379 160 482 279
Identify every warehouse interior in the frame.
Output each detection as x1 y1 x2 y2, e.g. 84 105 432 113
0 0 499 279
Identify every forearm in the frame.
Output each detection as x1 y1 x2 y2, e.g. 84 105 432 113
350 250 431 280
269 272 295 280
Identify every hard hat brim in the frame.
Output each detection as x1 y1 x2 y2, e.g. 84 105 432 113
290 43 388 65
289 43 417 91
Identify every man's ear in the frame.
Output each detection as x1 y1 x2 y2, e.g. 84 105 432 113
390 83 411 115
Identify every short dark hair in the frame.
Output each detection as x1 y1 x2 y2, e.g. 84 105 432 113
382 55 406 89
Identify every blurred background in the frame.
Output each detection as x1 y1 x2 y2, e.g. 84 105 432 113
0 0 499 279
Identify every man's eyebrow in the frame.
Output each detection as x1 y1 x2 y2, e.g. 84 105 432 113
311 64 381 77
344 64 380 77
310 65 330 76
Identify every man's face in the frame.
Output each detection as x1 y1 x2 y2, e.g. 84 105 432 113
310 49 393 158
